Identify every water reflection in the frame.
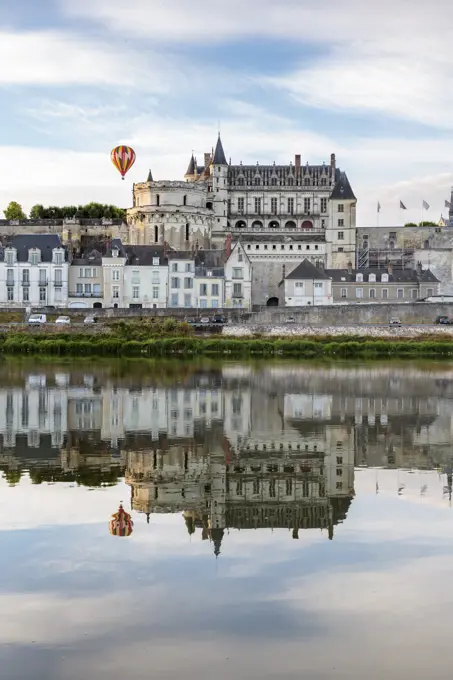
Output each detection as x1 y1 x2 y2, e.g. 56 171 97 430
2 361 453 679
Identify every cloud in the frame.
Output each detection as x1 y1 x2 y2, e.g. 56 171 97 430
0 30 168 89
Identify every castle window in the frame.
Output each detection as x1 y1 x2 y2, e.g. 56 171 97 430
287 177 294 186
156 194 160 206
237 177 244 186
154 225 158 242
183 195 187 206
321 178 327 186
304 177 310 185
271 177 278 186
254 177 261 186
185 223 189 241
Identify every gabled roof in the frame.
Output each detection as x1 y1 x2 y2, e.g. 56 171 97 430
324 267 440 284
285 259 331 281
125 245 168 266
9 234 64 262
212 135 227 165
330 171 356 201
226 240 251 264
185 154 196 176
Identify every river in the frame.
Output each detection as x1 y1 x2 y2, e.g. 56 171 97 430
1 358 453 679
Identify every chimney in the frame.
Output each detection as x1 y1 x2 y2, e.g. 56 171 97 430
163 241 167 259
225 233 232 259
204 152 211 168
295 154 301 170
387 261 393 275
347 261 353 275
330 153 336 170
416 261 422 277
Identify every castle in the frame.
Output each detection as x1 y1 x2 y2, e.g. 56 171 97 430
127 135 357 305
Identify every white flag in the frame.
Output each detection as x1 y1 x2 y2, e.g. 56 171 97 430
377 202 381 213
422 200 430 210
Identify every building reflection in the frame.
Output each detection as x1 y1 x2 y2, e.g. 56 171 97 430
2 363 453 540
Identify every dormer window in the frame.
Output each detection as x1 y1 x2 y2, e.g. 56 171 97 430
304 178 310 185
152 257 160 266
112 248 118 258
5 249 15 265
271 177 278 186
237 177 244 186
381 273 389 283
254 177 261 186
368 273 376 283
29 249 40 265
53 250 63 265
356 273 363 282
287 177 294 186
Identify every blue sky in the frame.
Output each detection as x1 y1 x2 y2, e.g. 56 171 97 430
1 0 453 225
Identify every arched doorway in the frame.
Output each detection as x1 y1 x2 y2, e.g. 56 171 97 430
235 220 246 229
285 220 297 229
269 220 280 229
206 201 213 210
93 302 103 308
252 220 263 229
302 220 313 229
266 297 279 307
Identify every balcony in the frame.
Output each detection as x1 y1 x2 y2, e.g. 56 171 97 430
38 280 48 286
21 280 30 286
6 280 14 287
54 281 63 287
70 291 103 298
232 291 243 298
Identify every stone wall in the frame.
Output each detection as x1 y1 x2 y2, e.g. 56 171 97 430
248 302 453 325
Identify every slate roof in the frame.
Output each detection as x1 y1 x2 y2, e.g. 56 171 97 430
125 245 168 266
104 238 126 258
147 169 153 182
9 234 65 262
212 135 227 165
185 154 196 175
195 266 225 277
72 249 102 266
330 171 356 200
284 259 331 281
324 267 440 283
167 248 224 267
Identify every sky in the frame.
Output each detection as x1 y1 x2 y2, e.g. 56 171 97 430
1 0 453 226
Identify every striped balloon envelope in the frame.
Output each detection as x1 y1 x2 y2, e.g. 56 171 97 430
109 504 134 537
111 145 136 180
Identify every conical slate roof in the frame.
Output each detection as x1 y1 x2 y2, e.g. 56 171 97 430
212 135 227 165
147 169 153 182
185 154 196 176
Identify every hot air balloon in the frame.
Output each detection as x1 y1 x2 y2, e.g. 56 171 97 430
109 504 134 537
111 145 136 180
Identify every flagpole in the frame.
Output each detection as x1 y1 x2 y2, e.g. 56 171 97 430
421 200 424 227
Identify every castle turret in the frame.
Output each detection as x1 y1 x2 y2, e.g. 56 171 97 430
184 154 196 181
211 134 229 233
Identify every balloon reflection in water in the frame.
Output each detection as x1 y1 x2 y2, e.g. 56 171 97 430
109 504 134 537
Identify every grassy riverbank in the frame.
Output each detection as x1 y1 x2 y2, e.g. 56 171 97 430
2 332 453 358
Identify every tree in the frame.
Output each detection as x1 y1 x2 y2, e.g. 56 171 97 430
29 204 45 219
3 201 26 220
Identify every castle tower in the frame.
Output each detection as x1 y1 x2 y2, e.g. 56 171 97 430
210 134 229 233
449 187 453 227
184 154 196 182
325 170 357 269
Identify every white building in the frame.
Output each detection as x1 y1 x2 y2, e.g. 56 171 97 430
127 135 356 307
224 240 252 309
123 245 168 309
101 239 126 308
280 259 333 306
0 235 68 308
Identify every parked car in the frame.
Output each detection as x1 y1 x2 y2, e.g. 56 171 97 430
285 316 296 324
389 317 402 326
436 316 451 324
212 315 226 324
200 317 211 324
28 314 47 325
84 316 97 324
55 316 71 325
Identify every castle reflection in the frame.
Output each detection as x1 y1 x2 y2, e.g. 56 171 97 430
2 362 453 546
